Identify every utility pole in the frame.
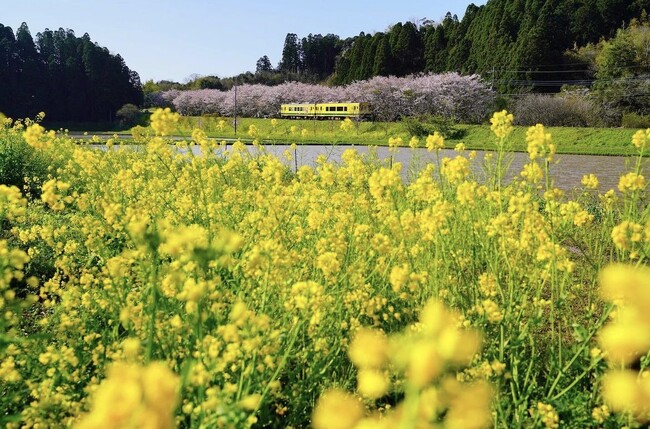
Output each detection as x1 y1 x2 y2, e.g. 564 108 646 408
234 78 238 137
490 66 496 91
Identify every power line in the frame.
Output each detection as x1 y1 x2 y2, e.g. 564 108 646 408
486 64 650 74
492 75 650 87
486 69 594 74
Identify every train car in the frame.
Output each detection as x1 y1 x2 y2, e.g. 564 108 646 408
280 102 372 120
280 103 315 119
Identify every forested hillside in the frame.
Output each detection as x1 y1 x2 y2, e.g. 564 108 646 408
0 23 143 122
271 0 650 90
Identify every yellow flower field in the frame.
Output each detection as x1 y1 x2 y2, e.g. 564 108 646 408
0 110 649 428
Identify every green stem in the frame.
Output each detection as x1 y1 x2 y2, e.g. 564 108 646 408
253 321 304 414
546 303 612 398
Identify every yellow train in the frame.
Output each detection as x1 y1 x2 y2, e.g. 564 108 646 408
280 102 372 119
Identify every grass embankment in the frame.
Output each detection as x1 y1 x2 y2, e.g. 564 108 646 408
177 116 642 156
68 115 640 156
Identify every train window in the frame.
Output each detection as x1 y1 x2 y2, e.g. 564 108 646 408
336 106 343 112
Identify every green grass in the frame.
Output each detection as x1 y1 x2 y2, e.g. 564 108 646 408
456 125 640 156
78 116 643 156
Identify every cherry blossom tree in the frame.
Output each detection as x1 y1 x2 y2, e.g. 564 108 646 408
164 73 495 123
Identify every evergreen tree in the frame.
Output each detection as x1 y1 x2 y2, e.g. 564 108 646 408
14 23 43 117
256 55 273 73
373 34 391 76
389 22 403 54
0 25 17 114
279 33 301 74
333 55 351 85
393 21 423 75
425 23 449 73
359 34 379 80
346 33 367 82
318 34 341 78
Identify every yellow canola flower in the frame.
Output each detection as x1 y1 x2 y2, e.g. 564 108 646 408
191 128 208 145
581 174 599 189
40 179 71 211
406 340 443 388
535 402 559 429
75 362 179 429
122 338 141 360
611 221 643 253
388 136 403 152
521 162 543 184
238 393 262 410
618 172 646 193
0 356 21 382
599 264 650 364
389 300 481 388
348 328 388 369
150 107 180 136
441 156 470 184
158 224 209 258
632 128 650 150
316 251 340 281
602 370 650 422
356 368 389 399
426 132 445 151
389 263 410 292
591 405 610 423
340 118 354 132
490 110 514 139
23 123 52 149
0 185 27 221
456 181 485 207
312 389 364 429
0 113 11 128
408 136 420 149
526 124 555 161
443 379 494 429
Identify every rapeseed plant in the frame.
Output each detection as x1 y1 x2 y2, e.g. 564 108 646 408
0 108 648 428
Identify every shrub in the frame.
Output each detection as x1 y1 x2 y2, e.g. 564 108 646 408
622 112 650 128
116 103 147 128
512 93 602 127
401 115 466 139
